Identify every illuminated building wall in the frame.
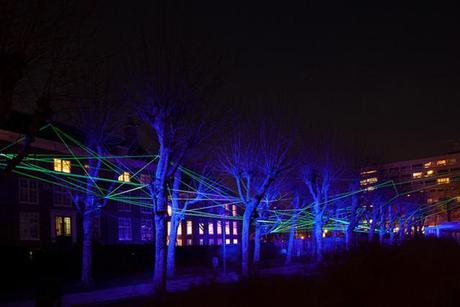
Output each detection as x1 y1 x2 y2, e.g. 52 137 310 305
361 152 460 226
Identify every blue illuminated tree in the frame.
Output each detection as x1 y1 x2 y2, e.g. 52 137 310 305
220 128 288 276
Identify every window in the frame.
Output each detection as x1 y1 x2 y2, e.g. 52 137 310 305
167 221 171 236
232 205 237 217
225 221 230 235
233 221 238 235
199 223 205 235
233 239 238 244
437 160 447 167
360 169 377 175
18 178 38 204
186 221 193 235
118 203 131 212
118 171 130 182
140 218 153 241
217 238 222 245
208 222 214 235
199 239 204 246
360 177 378 186
118 217 132 241
449 158 457 165
176 239 183 246
55 216 72 237
425 170 434 177
140 174 151 184
53 186 71 207
209 238 215 245
167 205 172 216
437 178 450 184
412 172 422 179
424 162 432 168
19 212 39 240
217 221 222 234
54 158 71 173
177 222 182 235
186 239 192 246
225 239 231 245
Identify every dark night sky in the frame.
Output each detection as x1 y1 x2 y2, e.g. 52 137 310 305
103 1 460 163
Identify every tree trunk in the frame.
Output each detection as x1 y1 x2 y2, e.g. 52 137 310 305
241 208 252 276
286 212 298 265
314 219 323 262
379 205 386 244
166 216 180 278
253 220 261 268
153 209 167 292
81 204 93 287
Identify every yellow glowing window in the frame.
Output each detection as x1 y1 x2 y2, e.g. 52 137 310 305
167 221 171 236
177 223 182 235
54 159 71 173
424 162 432 168
360 170 377 175
233 221 238 235
177 239 182 246
437 160 447 166
437 177 450 184
186 220 192 235
360 177 378 186
208 222 214 235
167 205 172 216
217 221 222 234
232 205 237 217
55 216 71 236
118 172 130 182
412 172 422 179
425 170 434 177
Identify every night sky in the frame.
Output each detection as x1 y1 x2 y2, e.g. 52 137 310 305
103 1 460 163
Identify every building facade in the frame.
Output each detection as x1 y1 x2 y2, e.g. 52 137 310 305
0 124 240 250
361 152 460 227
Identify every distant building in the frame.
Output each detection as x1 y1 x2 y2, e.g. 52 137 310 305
361 152 460 227
0 113 240 250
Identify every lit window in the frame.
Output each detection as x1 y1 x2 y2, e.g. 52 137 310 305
199 223 205 235
427 198 433 204
208 222 214 235
209 238 214 245
177 239 183 246
217 221 222 234
233 221 238 235
424 162 432 168
54 158 71 173
118 171 130 182
167 205 172 216
360 169 377 175
412 172 422 179
55 216 72 237
177 222 182 235
437 160 447 167
437 177 450 184
217 238 222 245
225 239 231 245
140 218 153 241
186 239 192 246
455 196 460 203
225 221 230 235
118 217 132 241
199 239 204 246
186 220 192 235
425 170 434 177
232 205 237 217
18 178 38 204
167 221 171 236
19 212 39 240
233 239 238 244
360 177 378 186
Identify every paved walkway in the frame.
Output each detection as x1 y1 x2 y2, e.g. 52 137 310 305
2 265 307 307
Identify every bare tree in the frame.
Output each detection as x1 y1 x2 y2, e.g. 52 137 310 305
220 127 288 276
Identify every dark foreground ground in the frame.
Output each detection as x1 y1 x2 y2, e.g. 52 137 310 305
93 239 460 307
